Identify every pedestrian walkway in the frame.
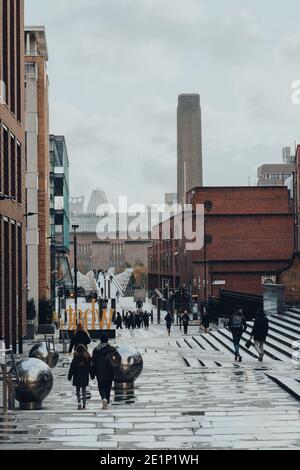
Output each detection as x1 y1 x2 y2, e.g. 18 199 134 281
1 315 300 450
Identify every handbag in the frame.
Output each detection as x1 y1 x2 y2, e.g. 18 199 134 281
245 339 252 349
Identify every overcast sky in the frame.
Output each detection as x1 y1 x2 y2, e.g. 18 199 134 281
26 0 300 207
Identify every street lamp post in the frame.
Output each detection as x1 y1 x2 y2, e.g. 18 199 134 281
72 225 79 320
203 201 213 304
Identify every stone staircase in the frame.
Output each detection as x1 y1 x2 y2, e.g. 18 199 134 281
177 310 300 368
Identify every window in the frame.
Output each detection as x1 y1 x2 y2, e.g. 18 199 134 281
18 225 22 341
11 222 17 348
16 0 21 121
3 127 9 196
4 220 10 348
10 0 16 114
17 142 21 203
10 135 16 199
2 0 8 105
25 62 36 75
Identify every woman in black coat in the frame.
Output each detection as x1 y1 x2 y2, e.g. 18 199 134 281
68 344 91 410
69 323 91 353
116 313 123 330
202 309 211 333
250 308 269 362
182 311 190 335
165 312 173 336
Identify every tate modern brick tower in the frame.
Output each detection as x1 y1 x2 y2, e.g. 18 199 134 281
177 94 203 205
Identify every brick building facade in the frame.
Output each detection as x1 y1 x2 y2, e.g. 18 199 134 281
279 145 300 303
0 0 26 351
148 186 294 303
25 27 50 302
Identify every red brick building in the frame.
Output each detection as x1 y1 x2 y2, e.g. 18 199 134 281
279 144 300 303
0 0 26 351
148 185 294 303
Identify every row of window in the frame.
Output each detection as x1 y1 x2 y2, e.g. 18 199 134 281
149 254 180 273
0 217 23 349
0 122 22 202
266 173 292 180
1 0 23 121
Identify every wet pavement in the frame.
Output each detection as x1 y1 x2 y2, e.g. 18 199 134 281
1 313 300 450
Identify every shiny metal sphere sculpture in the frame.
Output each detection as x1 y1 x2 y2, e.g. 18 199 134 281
14 358 54 410
29 342 59 368
109 345 143 388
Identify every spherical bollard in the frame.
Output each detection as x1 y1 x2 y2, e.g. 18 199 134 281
29 342 59 368
109 345 143 390
14 358 54 410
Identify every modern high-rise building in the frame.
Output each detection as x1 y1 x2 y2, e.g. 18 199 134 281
0 0 26 352
25 26 50 311
49 135 72 308
177 94 203 206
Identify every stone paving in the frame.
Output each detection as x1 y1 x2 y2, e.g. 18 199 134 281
1 306 300 450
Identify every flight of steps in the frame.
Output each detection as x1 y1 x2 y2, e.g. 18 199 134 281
179 309 300 367
208 309 300 363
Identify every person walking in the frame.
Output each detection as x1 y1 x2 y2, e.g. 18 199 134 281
182 311 190 335
68 344 91 410
144 311 149 329
165 312 173 336
139 311 144 328
90 333 117 410
116 312 123 330
135 312 141 329
228 306 247 362
250 308 269 362
129 311 135 329
202 308 211 333
69 322 91 353
178 312 183 330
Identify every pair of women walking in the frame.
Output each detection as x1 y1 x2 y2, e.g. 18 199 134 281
228 306 269 362
68 324 117 410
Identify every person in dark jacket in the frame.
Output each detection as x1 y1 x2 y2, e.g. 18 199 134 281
202 308 211 333
165 312 173 336
182 311 190 335
250 308 269 362
139 311 144 328
69 323 91 353
228 306 247 362
144 311 149 329
136 312 142 329
116 312 123 330
90 333 117 410
68 344 91 410
129 311 135 329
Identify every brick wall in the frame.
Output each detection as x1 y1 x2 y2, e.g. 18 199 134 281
148 186 294 301
0 0 26 350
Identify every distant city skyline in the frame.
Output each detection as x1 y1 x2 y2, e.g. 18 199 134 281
26 0 300 206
